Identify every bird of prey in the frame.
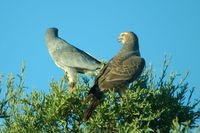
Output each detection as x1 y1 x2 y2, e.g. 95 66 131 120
83 31 145 121
45 27 102 93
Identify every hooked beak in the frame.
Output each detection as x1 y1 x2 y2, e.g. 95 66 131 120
118 37 122 43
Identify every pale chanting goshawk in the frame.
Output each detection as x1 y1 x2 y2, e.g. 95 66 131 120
45 28 102 93
83 31 145 121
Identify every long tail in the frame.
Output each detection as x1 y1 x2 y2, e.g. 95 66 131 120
83 85 103 121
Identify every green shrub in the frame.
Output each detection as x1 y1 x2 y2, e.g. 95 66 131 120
0 57 199 132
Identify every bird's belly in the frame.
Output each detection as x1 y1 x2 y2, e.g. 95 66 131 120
54 61 66 71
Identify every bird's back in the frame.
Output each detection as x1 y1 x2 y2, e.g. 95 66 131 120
96 54 145 91
45 28 101 72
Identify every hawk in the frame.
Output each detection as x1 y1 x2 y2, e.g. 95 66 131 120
83 31 145 121
45 28 102 93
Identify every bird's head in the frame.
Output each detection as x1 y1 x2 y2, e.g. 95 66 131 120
118 32 138 45
46 27 59 38
118 31 140 54
47 27 58 32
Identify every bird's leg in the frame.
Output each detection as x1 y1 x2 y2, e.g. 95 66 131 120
119 94 127 106
118 88 127 103
119 93 125 103
64 73 68 81
69 82 75 93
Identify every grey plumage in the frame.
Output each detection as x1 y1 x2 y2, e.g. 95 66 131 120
83 31 145 121
45 27 102 93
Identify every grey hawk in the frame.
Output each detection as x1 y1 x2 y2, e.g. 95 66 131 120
45 28 102 93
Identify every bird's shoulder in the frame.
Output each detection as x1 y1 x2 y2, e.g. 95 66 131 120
53 37 80 52
57 38 100 62
126 55 145 66
49 37 101 70
107 55 145 78
121 55 145 72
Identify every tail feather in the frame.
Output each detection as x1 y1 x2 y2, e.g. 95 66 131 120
83 85 103 121
83 94 100 121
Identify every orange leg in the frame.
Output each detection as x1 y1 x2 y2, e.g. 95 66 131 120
69 82 75 93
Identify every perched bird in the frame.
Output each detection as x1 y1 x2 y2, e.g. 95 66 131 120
45 27 102 93
83 31 145 121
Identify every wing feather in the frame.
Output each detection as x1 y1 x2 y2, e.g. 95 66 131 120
97 55 145 89
50 38 101 71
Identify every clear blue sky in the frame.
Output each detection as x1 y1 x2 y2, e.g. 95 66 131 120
0 1 200 109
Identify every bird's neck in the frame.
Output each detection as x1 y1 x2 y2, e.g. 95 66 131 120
120 42 140 56
45 31 60 54
45 31 58 42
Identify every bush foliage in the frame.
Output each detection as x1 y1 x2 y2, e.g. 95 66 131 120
0 58 200 132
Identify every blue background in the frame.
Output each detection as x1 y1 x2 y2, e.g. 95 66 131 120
0 0 199 115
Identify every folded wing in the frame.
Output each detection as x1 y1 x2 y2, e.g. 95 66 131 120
97 56 145 90
50 38 101 72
